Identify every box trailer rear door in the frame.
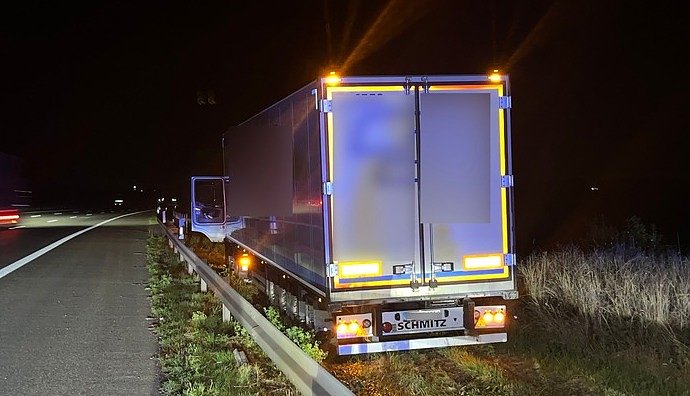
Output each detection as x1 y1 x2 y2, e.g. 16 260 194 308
326 85 419 291
325 77 514 301
418 84 512 288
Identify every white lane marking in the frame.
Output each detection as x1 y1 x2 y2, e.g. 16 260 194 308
70 216 77 219
8 225 26 229
30 215 42 218
53 212 62 215
46 219 58 223
0 210 149 280
86 214 93 216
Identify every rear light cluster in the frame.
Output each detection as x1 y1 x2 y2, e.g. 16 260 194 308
0 209 20 225
474 306 506 329
335 314 373 339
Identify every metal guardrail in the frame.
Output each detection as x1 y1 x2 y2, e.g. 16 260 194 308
158 221 354 396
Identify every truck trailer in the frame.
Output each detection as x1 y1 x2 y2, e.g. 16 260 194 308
191 73 517 355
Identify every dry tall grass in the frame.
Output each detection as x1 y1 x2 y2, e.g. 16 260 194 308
519 245 689 359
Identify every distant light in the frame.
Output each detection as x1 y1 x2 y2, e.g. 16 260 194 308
0 214 20 222
114 199 124 203
590 187 599 191
325 71 341 85
488 69 502 82
133 185 137 191
171 198 177 202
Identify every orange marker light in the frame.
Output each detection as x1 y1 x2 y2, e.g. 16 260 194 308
238 255 251 271
348 321 360 333
488 69 502 83
325 71 341 85
482 311 494 323
494 311 505 324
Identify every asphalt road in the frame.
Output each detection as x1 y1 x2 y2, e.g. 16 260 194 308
0 210 160 395
0 210 123 268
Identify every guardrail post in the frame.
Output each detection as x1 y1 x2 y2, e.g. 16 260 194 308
222 304 231 322
200 278 207 292
187 262 194 275
178 217 185 239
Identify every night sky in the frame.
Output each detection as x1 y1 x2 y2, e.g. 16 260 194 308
2 1 689 255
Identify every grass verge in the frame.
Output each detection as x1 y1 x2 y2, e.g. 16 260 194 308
183 232 328 363
178 225 690 395
146 232 296 395
513 244 690 395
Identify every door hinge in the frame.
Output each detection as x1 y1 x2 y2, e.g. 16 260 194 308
320 99 332 113
499 96 512 109
323 181 333 195
421 76 429 94
327 263 338 278
504 253 516 266
501 175 514 188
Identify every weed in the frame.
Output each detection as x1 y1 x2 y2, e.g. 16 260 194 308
182 234 326 363
145 233 295 395
264 306 328 363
